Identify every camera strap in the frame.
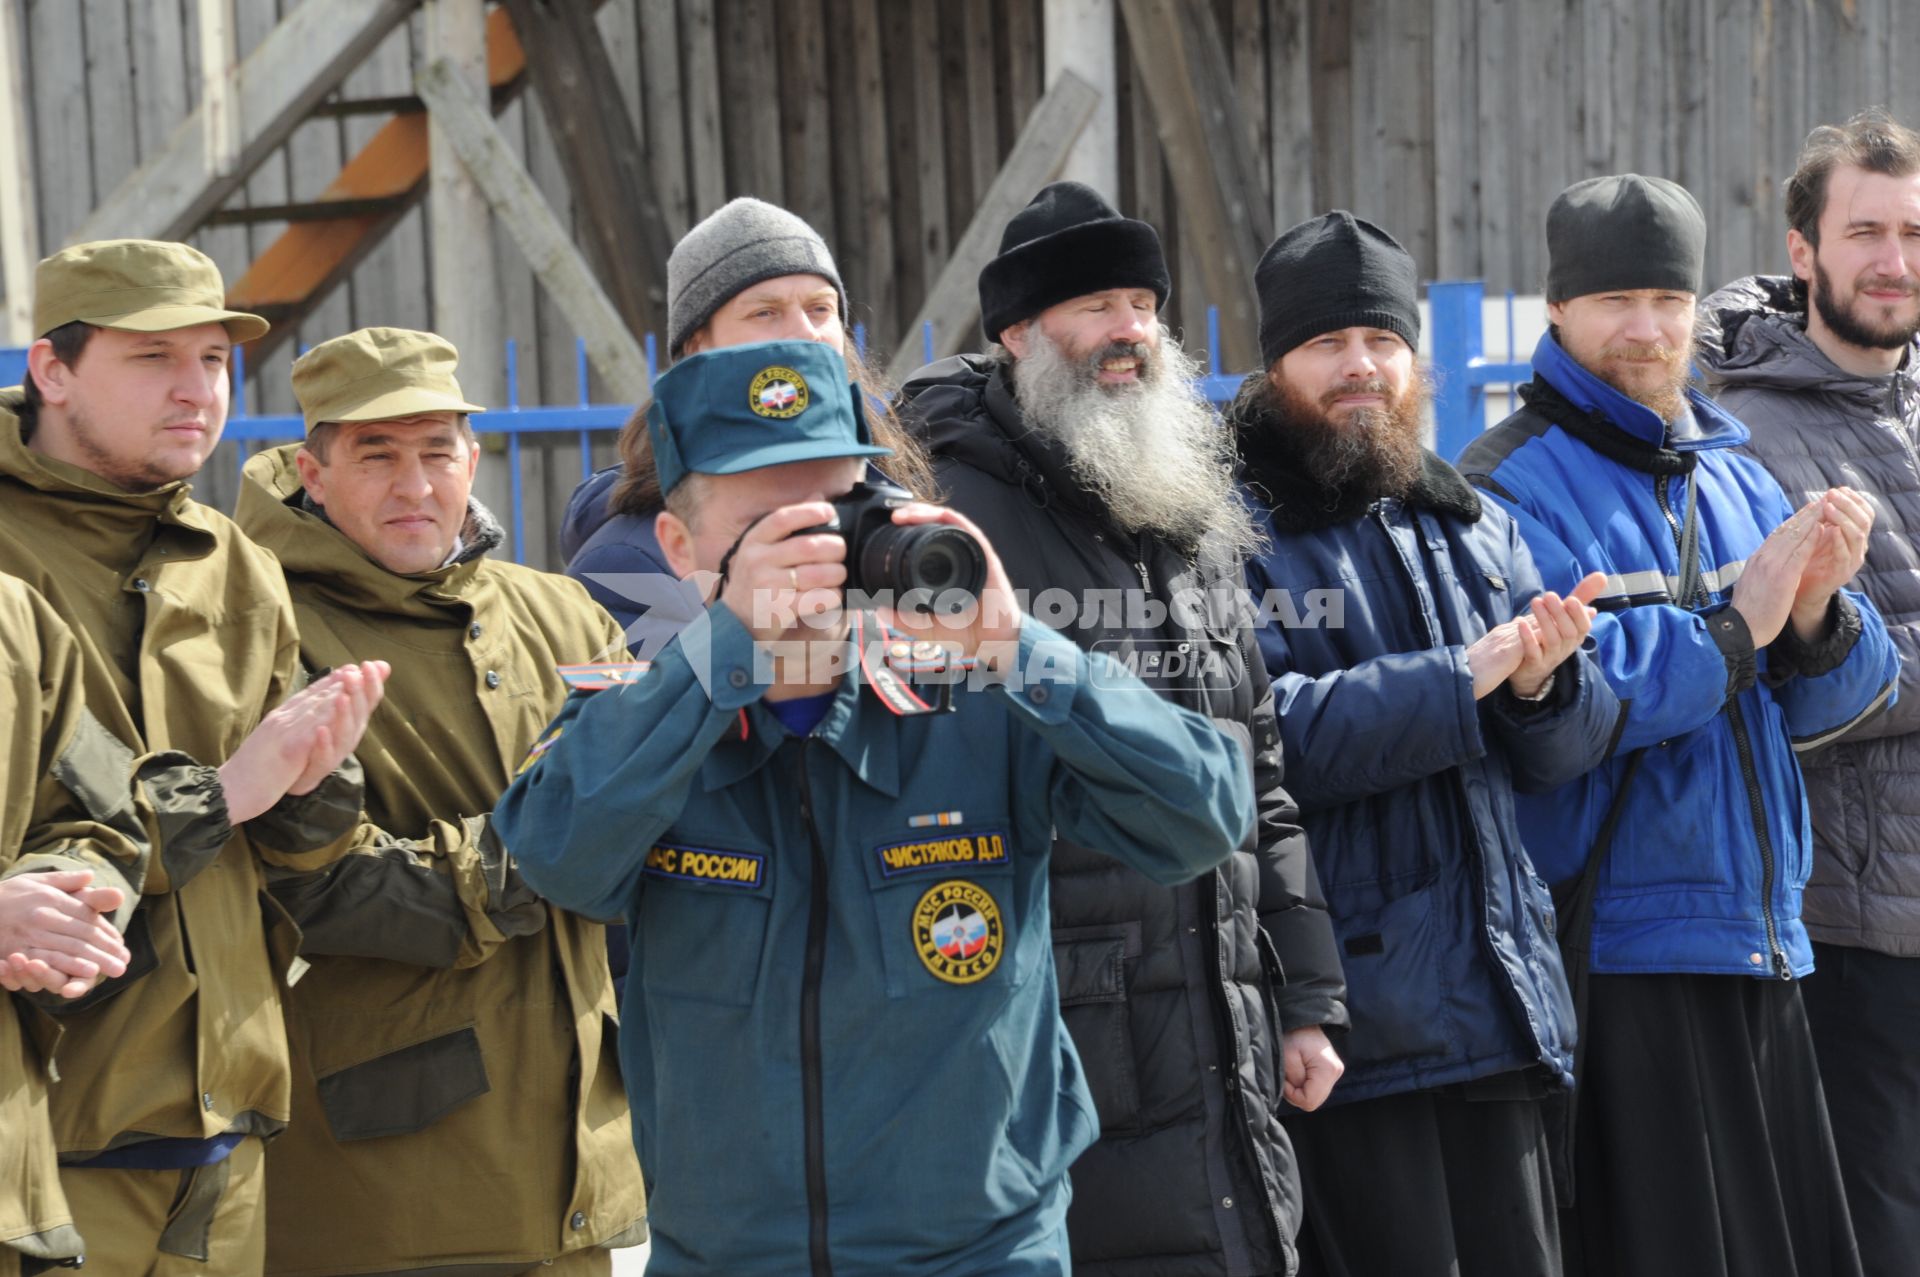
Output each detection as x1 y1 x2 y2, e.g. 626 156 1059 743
853 611 974 716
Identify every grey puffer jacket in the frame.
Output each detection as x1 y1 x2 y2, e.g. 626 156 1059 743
1699 274 1920 956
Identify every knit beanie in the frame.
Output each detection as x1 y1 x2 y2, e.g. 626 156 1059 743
977 181 1170 345
666 198 847 358
1546 175 1705 303
1254 211 1421 366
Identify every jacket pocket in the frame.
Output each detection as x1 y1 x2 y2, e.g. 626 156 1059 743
316 1024 490 1142
636 862 772 1007
1052 924 1142 1134
1330 881 1455 1066
1845 752 1882 887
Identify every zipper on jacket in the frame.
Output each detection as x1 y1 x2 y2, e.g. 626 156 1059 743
1725 698 1791 978
1657 474 1790 979
797 746 835 1276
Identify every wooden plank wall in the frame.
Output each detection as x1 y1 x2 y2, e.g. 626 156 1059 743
6 0 1919 562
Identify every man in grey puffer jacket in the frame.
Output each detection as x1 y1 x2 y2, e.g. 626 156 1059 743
1697 108 1920 1277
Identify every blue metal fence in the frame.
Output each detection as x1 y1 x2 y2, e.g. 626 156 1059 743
1427 280 1534 462
0 291 1517 563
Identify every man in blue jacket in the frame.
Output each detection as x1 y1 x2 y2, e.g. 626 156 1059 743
1458 175 1896 1277
1231 211 1617 1277
494 339 1256 1277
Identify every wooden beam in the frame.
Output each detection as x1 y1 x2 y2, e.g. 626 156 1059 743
205 196 411 224
503 0 670 338
197 0 239 179
72 0 416 245
414 57 652 401
1115 0 1272 371
225 7 531 366
886 70 1100 384
1043 0 1118 199
426 0 501 405
0 0 37 343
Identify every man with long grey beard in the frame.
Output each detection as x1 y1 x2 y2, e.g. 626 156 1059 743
1232 212 1618 1277
900 180 1348 1277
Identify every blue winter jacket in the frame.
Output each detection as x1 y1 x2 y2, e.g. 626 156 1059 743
1457 332 1899 978
494 604 1254 1277
559 466 702 658
1234 385 1613 1104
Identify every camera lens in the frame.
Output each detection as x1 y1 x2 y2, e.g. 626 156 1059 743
860 524 986 607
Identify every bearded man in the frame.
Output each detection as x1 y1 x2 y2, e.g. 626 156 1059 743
1459 174 1897 1277
900 181 1348 1277
1696 109 1920 1277
1230 212 1618 1277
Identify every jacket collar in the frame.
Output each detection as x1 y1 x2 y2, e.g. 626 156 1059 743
1530 329 1748 453
0 396 222 548
1226 372 1481 532
1698 273 1919 408
701 631 903 798
234 441 506 620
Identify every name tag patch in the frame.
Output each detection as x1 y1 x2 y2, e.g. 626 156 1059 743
875 830 1008 879
643 844 765 889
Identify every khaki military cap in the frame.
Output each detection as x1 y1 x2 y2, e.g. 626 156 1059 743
291 327 486 435
34 239 269 341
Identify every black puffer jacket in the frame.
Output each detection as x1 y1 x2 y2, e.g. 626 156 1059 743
901 355 1348 1277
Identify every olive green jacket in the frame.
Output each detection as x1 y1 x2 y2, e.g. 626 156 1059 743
237 445 645 1276
0 574 132 1265
0 398 363 1161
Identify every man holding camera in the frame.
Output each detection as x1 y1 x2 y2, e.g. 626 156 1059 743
900 182 1346 1277
495 338 1258 1277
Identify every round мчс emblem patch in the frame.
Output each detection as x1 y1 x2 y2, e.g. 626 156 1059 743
748 365 809 419
911 880 1004 984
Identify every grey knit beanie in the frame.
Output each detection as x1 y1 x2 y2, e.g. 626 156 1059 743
666 198 847 358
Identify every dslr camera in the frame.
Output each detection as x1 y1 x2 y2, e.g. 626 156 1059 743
798 480 987 611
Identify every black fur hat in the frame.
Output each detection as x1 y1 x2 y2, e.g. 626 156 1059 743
977 181 1171 345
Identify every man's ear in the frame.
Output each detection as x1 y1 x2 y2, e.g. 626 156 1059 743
1000 320 1031 361
1545 300 1568 327
1787 228 1815 284
25 337 71 406
655 508 697 580
295 446 327 504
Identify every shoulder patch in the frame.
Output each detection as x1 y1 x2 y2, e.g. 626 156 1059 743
516 723 564 775
643 843 766 889
556 661 652 691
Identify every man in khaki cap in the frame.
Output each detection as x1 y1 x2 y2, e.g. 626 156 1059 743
0 238 388 1275
235 327 647 1276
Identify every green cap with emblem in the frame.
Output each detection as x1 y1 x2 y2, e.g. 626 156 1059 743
33 239 269 341
647 339 891 495
291 326 486 435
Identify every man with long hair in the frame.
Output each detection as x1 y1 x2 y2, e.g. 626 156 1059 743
559 199 934 653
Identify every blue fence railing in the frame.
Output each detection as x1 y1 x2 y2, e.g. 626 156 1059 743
0 287 1528 562
1427 280 1533 462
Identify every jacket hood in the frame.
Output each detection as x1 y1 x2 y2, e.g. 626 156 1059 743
0 389 221 543
561 466 621 562
236 442 505 618
1225 371 1481 532
1698 273 1918 407
899 354 1026 482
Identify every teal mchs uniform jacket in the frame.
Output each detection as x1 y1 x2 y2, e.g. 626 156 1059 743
495 604 1255 1277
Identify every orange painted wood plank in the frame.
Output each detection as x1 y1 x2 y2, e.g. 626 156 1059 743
227 6 527 321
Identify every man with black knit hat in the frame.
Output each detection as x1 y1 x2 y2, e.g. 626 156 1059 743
901 181 1348 1277
1459 175 1896 1277
1231 210 1615 1277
